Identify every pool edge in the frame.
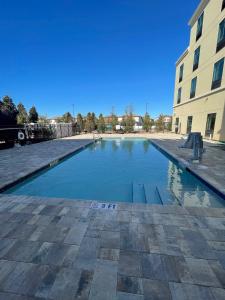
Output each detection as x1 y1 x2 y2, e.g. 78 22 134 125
150 139 225 201
0 139 96 194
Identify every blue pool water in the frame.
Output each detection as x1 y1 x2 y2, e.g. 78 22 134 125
5 138 225 207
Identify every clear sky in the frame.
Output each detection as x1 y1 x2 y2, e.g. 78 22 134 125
0 0 199 118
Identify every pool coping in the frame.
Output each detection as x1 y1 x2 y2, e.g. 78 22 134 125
0 139 95 193
150 139 225 201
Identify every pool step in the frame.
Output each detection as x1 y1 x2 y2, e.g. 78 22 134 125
155 186 180 205
132 183 146 203
144 184 162 204
132 183 180 205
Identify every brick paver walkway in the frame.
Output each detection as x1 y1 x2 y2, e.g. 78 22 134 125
0 195 225 299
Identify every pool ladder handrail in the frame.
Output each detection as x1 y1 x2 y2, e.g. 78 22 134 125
93 131 102 140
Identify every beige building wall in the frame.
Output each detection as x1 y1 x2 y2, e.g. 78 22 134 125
173 0 225 142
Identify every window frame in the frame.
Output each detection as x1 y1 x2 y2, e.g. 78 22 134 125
190 77 197 99
217 19 225 53
196 12 204 41
205 113 216 138
179 64 184 82
211 58 224 90
193 46 201 71
177 87 182 104
222 0 225 11
186 116 193 134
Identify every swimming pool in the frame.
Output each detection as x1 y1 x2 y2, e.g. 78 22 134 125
4 138 225 207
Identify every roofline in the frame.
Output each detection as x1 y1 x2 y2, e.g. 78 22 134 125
175 47 189 66
188 0 210 27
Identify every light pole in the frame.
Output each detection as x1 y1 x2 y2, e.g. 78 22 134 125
72 104 75 122
145 102 149 115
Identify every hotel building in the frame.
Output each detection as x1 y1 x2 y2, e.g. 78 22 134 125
173 0 225 142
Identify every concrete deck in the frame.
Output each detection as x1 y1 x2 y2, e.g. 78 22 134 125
0 194 225 299
0 139 93 192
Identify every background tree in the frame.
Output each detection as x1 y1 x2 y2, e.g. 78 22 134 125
91 112 97 130
110 114 118 131
0 96 18 125
143 113 152 132
85 112 94 132
61 112 73 123
76 113 84 132
97 113 106 133
124 114 135 133
155 114 165 132
38 115 49 124
85 112 96 132
29 106 39 123
17 102 28 124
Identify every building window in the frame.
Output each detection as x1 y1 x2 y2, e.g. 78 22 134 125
179 64 184 82
175 117 179 134
190 77 197 99
222 0 225 11
217 19 225 52
205 113 216 139
193 47 201 71
186 116 193 134
196 12 204 41
211 58 224 90
177 87 182 104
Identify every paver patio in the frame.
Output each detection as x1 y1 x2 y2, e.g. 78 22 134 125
0 133 225 299
0 194 225 299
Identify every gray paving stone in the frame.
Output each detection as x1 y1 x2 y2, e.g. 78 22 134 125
100 231 120 249
119 250 142 277
141 254 166 281
34 265 59 299
37 224 70 243
208 260 225 288
0 238 17 258
75 237 99 271
0 222 18 238
117 292 144 300
210 287 225 300
120 224 149 252
185 257 221 287
0 261 50 296
89 260 117 300
32 242 78 267
74 269 93 299
4 240 42 263
161 255 192 283
64 222 88 245
117 275 143 295
142 279 172 300
0 292 41 300
169 282 215 300
180 229 216 259
98 248 120 261
199 228 225 242
0 259 18 283
6 223 36 240
48 267 81 300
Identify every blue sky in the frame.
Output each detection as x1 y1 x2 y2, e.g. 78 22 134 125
0 0 198 118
